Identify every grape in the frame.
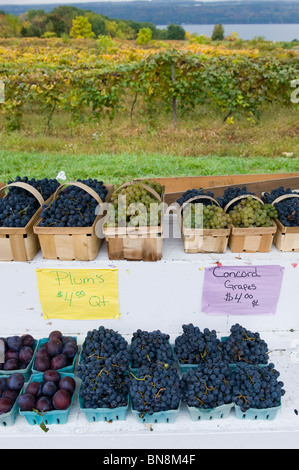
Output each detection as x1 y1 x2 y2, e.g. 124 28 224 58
39 179 107 228
221 323 269 365
182 203 231 229
182 359 234 409
130 329 175 369
262 187 299 227
174 324 222 365
228 196 278 228
232 362 285 412
218 186 256 209
52 390 71 410
106 181 163 228
0 177 59 228
176 188 216 207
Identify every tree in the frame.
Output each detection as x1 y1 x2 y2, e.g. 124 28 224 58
70 16 95 39
166 24 186 40
136 27 152 45
212 24 225 41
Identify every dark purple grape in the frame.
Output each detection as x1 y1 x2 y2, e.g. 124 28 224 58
21 334 35 347
18 393 36 411
19 346 34 365
7 373 25 391
7 336 23 352
47 338 63 357
26 381 42 397
42 381 57 398
34 355 51 372
51 354 68 370
43 370 61 384
52 389 71 410
35 396 52 413
4 358 19 370
0 396 13 414
59 376 76 395
62 342 78 360
49 331 63 342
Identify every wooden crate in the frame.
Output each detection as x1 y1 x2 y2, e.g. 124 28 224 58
34 183 114 261
179 194 231 254
224 194 277 253
103 182 164 261
0 182 54 262
271 193 299 252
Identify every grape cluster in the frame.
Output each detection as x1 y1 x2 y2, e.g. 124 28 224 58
79 326 129 367
228 196 278 227
0 176 59 228
130 329 175 369
182 203 231 229
233 362 285 412
130 363 183 417
176 188 216 207
77 352 130 409
39 179 108 228
174 324 222 365
262 187 299 227
106 181 163 228
182 359 234 409
217 186 256 209
221 324 269 365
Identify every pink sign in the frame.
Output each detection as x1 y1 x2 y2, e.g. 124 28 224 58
202 265 284 315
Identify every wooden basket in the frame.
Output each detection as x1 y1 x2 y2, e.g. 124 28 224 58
0 182 53 262
271 193 299 252
103 182 164 261
34 182 114 261
224 195 277 253
179 195 231 254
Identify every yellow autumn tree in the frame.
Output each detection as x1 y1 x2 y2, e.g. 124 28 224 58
70 16 95 39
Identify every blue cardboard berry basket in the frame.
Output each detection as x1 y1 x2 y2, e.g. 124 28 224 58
131 400 181 424
79 388 129 422
0 376 25 427
234 404 281 420
0 339 39 382
19 372 76 426
32 337 78 375
187 403 235 421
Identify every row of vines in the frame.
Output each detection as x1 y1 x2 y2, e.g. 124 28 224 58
0 47 298 130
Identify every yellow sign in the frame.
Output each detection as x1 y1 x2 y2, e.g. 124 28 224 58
36 268 120 320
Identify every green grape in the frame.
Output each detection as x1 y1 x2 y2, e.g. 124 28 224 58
228 196 278 228
183 203 231 229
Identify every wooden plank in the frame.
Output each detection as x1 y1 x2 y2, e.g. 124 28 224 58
38 234 58 260
9 234 28 261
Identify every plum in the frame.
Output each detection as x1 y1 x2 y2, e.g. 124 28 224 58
49 331 63 342
26 381 42 398
52 390 71 410
34 355 51 372
47 338 63 357
7 373 25 391
19 346 34 365
43 370 61 384
7 336 23 352
62 342 78 360
4 358 19 371
2 389 19 402
42 381 57 398
18 393 36 412
0 396 13 414
35 396 52 413
51 354 68 370
58 376 76 395
21 334 35 347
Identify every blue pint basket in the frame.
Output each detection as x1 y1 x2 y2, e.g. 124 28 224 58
0 376 25 427
131 400 181 424
79 392 129 423
32 337 78 375
0 339 39 382
187 403 235 421
178 363 198 374
234 404 281 421
19 372 76 426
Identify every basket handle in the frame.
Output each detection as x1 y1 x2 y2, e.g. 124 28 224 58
0 182 45 206
179 195 220 213
224 194 264 213
51 181 103 205
271 193 299 206
114 182 162 202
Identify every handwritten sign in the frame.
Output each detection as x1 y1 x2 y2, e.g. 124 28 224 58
36 268 120 320
202 265 284 315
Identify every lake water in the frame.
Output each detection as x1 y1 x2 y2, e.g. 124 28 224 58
158 24 299 42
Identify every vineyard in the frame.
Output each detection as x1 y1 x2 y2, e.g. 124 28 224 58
0 37 298 131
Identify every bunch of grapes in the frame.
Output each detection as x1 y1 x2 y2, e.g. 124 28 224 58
79 326 129 367
228 196 278 228
77 352 130 409
106 181 163 228
262 187 299 227
176 188 216 207
217 186 256 209
221 324 269 365
130 329 175 369
182 359 234 409
174 324 222 365
232 362 285 412
0 176 59 228
182 203 231 229
130 363 183 417
39 179 108 228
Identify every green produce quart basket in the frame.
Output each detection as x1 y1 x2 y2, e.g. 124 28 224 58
19 372 76 426
131 400 181 424
0 377 25 427
32 337 78 375
79 393 129 423
235 404 281 421
0 339 39 382
187 403 235 421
